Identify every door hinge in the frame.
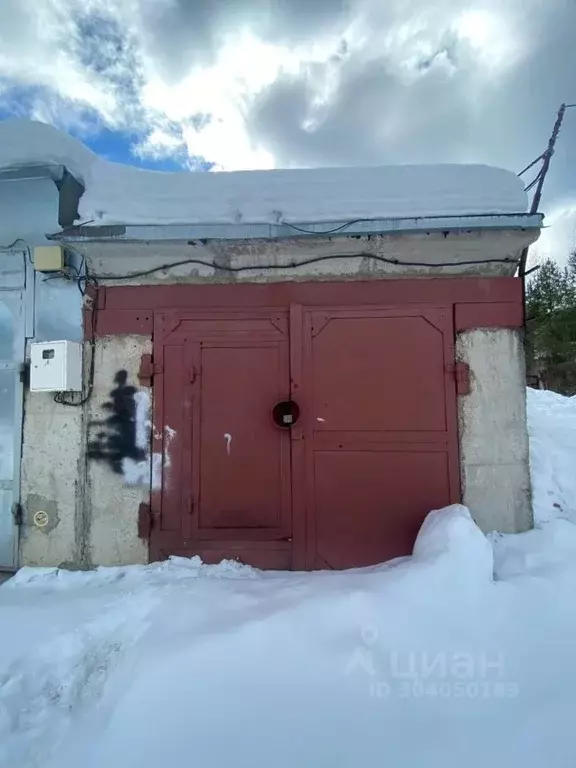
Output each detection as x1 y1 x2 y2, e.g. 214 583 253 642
11 502 23 527
19 363 28 386
138 354 162 386
138 502 153 539
447 362 471 395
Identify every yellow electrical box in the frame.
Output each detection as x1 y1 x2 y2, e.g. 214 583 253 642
33 245 65 272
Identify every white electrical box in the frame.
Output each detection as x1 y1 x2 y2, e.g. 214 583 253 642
30 341 83 392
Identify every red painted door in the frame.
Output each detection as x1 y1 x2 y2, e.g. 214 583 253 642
295 306 459 569
150 301 459 570
150 311 293 569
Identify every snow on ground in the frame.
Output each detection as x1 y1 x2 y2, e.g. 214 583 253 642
527 387 576 525
0 120 527 226
1 389 576 768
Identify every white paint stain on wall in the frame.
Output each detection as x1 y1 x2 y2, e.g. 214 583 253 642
224 432 232 456
164 426 176 459
162 425 177 490
151 453 162 491
121 390 152 487
151 425 177 492
122 457 150 486
134 391 151 450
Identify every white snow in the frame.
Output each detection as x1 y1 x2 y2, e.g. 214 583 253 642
527 387 576 525
1 388 576 767
0 119 527 227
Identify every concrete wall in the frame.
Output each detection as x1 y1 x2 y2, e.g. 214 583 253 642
79 227 539 284
1 174 84 570
20 335 151 567
20 392 82 567
458 328 532 534
86 336 150 566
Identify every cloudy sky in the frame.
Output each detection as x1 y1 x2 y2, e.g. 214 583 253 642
0 0 575 260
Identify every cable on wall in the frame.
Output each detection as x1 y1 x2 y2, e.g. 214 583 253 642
45 243 518 407
51 262 98 407
81 250 517 282
0 237 33 265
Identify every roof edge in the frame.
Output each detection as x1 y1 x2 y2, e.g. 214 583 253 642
54 213 543 243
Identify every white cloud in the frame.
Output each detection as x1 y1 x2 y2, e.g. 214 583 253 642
0 0 574 257
132 128 185 160
0 0 529 169
451 9 521 69
532 202 576 266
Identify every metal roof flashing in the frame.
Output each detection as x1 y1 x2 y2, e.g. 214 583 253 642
0 164 85 230
54 212 543 243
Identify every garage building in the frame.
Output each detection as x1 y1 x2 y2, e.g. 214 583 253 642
0 120 542 571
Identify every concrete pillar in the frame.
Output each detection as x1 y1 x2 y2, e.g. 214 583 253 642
457 328 532 533
86 336 151 566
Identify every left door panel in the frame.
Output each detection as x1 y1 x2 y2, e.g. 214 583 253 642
150 311 293 569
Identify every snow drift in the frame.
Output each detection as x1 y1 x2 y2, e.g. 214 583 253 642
0 119 528 227
1 389 575 768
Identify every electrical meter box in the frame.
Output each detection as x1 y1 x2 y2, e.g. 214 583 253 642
30 341 83 392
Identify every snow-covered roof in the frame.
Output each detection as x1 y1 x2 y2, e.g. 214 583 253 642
0 119 529 229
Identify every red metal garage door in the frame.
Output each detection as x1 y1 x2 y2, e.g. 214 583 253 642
149 310 294 569
149 304 459 569
292 306 459 569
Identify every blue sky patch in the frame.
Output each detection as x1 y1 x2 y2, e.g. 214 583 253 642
0 81 215 173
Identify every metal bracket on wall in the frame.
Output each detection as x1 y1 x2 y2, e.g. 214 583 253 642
138 502 152 539
18 362 29 386
11 502 23 527
446 362 471 395
138 354 162 387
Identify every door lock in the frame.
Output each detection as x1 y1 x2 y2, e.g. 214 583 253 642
272 401 301 429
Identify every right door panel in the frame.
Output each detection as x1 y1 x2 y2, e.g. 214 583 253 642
301 307 459 569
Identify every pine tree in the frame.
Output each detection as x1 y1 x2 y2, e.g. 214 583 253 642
526 254 576 393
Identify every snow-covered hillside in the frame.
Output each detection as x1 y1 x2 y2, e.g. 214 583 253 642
1 388 575 768
0 120 528 226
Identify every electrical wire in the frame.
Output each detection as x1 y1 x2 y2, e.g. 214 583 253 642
81 251 516 283
523 264 541 278
41 262 81 284
0 237 33 264
524 170 544 194
518 154 545 177
47 244 518 408
278 214 529 235
53 266 98 407
46 220 95 240
53 333 95 406
0 237 91 406
281 219 375 235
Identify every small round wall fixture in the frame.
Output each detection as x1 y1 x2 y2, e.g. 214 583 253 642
272 400 301 428
33 510 50 528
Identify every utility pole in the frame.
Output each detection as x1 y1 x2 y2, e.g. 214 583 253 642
519 103 574 279
530 104 567 216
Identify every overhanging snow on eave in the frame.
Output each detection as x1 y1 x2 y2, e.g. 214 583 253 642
0 164 85 230
55 213 543 243
0 164 65 183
